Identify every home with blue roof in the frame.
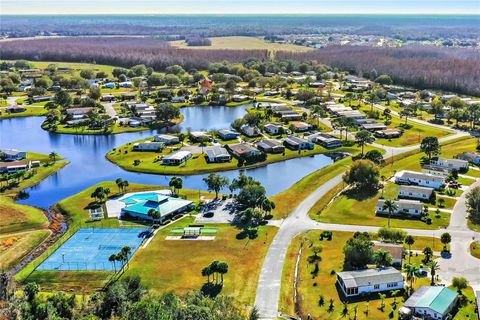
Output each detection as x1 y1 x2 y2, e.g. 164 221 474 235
112 191 194 222
399 286 458 320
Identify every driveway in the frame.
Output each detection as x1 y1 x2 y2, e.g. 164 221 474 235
102 102 117 118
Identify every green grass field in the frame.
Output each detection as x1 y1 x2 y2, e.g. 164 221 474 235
0 229 51 270
269 146 382 219
0 196 49 234
309 138 479 229
356 104 453 147
280 230 429 319
0 106 47 119
170 36 313 53
125 216 277 306
280 230 475 319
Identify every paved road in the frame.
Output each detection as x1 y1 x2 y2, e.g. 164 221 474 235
102 102 117 118
255 174 344 318
255 117 479 318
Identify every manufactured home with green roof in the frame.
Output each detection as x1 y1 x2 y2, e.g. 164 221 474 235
400 286 458 320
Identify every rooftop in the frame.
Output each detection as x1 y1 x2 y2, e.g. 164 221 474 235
120 192 193 218
337 267 403 289
404 286 458 315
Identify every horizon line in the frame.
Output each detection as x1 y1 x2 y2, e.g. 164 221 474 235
2 12 480 16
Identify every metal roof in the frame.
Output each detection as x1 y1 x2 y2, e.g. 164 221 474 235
337 267 403 288
404 286 458 315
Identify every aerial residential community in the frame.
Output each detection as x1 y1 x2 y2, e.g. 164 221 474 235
1 4 480 320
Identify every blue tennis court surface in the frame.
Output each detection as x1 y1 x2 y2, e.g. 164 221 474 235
37 228 149 271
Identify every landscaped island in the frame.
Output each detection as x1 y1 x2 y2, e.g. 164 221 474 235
106 129 358 175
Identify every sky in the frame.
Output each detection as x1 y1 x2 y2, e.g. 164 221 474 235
2 0 480 15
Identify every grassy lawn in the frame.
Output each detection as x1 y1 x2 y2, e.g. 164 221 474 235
470 241 480 259
458 176 476 186
451 286 478 320
409 236 444 253
280 231 417 319
107 137 361 175
170 36 312 52
280 230 472 319
125 216 277 306
51 123 149 135
0 106 47 119
269 145 382 219
313 180 450 230
357 104 453 147
0 196 48 234
25 271 113 293
0 229 51 270
4 60 117 78
270 156 351 219
309 138 480 229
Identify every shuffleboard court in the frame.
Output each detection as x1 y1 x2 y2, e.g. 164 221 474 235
37 228 149 271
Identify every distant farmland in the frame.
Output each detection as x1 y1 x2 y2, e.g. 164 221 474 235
170 36 313 52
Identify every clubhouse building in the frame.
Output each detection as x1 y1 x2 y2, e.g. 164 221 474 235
106 191 194 222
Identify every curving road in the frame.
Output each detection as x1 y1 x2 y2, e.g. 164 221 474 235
255 121 479 319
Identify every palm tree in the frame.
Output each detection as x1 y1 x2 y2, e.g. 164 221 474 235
120 246 132 268
49 151 58 163
428 261 440 285
382 199 398 228
115 178 124 193
209 260 220 284
390 289 400 305
378 293 387 310
217 262 229 283
440 232 451 252
405 264 419 293
404 235 415 264
201 265 212 283
109 254 117 272
373 249 392 267
148 209 160 225
423 247 433 263
121 180 129 193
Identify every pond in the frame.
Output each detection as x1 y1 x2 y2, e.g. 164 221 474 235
0 105 334 209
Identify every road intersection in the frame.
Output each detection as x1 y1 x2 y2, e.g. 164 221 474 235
255 122 479 319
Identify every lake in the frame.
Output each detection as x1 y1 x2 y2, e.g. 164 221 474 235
0 105 333 208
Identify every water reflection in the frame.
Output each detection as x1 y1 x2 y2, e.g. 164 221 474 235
1 105 333 209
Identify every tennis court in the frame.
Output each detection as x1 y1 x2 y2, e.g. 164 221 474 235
37 228 150 271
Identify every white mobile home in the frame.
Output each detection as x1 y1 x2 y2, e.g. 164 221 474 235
154 134 180 145
376 199 424 217
133 141 164 151
430 157 469 171
398 185 434 201
394 170 445 190
337 267 404 297
162 151 192 165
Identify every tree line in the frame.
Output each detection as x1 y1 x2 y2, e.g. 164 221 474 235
278 45 480 96
0 37 269 71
